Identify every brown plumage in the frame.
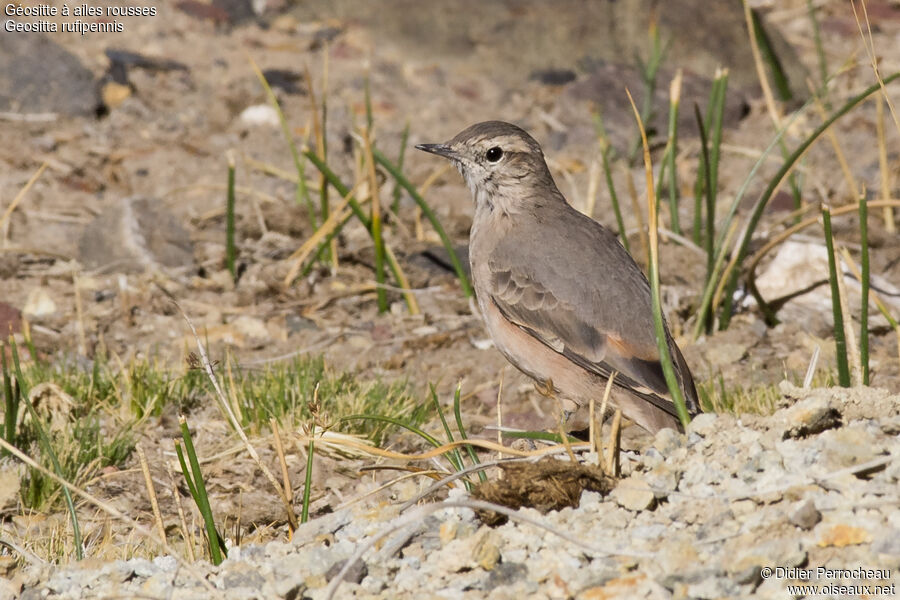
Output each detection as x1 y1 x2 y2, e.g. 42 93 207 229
417 121 699 433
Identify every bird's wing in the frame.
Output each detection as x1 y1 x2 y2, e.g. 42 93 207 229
487 209 698 417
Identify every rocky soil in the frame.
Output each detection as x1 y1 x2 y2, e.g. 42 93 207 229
5 385 899 599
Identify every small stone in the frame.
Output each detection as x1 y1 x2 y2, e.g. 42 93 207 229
872 529 900 558
652 428 684 454
78 196 195 273
723 538 805 577
325 558 367 584
817 523 872 547
239 104 279 127
23 288 57 318
655 540 699 575
474 534 501 571
222 565 266 589
643 463 680 498
610 474 656 511
485 562 528 589
439 521 458 544
788 499 821 530
231 316 270 342
686 413 718 438
776 394 841 439
687 576 740 599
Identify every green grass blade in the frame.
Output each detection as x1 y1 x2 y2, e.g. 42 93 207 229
372 147 473 297
694 103 714 278
226 155 237 282
2 346 18 450
301 149 419 312
707 71 728 259
859 196 870 385
340 414 443 448
174 440 199 501
807 0 828 93
451 383 486 483
371 207 388 313
364 76 374 133
178 417 225 565
301 438 314 523
659 73 682 235
822 206 851 387
392 122 410 213
10 338 83 559
751 8 792 101
363 130 389 313
592 113 630 253
429 385 466 479
303 151 371 227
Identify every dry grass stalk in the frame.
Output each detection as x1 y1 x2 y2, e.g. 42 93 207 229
282 182 363 286
136 444 168 551
852 0 900 134
165 461 196 563
624 164 649 266
270 418 294 524
876 94 896 232
812 90 860 200
591 372 616 470
1 161 47 235
742 0 782 129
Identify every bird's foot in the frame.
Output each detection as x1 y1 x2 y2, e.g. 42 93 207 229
533 377 555 399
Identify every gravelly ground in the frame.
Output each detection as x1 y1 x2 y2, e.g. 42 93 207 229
6 386 899 599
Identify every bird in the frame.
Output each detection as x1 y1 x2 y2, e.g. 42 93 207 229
416 121 700 434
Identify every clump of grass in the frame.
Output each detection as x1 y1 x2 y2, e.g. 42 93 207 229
3 345 138 519
227 355 428 446
699 369 836 415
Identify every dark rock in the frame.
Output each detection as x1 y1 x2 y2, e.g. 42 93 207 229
212 0 257 23
778 395 842 439
325 558 367 584
789 499 821 530
529 69 577 86
105 49 189 73
485 562 528 589
222 567 266 589
78 197 195 273
0 34 100 116
262 69 306 95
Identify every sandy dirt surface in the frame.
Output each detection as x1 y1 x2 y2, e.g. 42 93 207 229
1 0 900 592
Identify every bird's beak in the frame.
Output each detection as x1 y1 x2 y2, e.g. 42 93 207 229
415 143 457 159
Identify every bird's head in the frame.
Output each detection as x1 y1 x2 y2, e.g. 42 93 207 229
416 121 557 213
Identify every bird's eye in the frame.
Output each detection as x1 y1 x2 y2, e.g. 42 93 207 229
486 146 503 163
